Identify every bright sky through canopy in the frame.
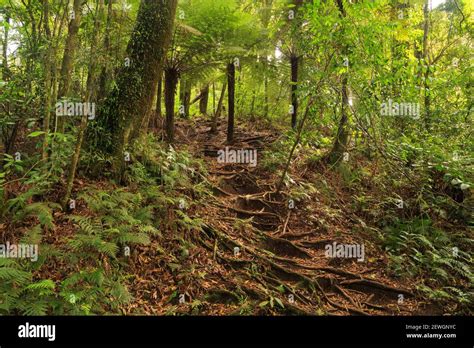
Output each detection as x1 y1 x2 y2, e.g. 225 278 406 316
431 0 446 9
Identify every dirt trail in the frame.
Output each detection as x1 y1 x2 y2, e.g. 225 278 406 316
157 116 440 316
125 116 441 315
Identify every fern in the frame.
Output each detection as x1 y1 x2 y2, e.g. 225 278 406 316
383 218 473 310
0 265 31 283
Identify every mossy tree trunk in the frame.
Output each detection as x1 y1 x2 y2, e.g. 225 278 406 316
108 0 177 179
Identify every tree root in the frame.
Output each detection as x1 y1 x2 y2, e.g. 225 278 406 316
213 202 280 218
199 224 405 315
340 279 413 297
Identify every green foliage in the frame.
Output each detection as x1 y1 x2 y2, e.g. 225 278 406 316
68 188 160 260
58 268 132 315
382 218 473 311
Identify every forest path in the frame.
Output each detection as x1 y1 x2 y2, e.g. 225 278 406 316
162 115 440 315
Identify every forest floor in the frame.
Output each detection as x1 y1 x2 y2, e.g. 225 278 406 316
121 116 446 315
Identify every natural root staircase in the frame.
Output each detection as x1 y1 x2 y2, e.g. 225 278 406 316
191 117 417 315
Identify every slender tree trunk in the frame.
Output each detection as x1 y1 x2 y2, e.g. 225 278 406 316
97 0 114 101
1 9 10 162
212 82 216 115
42 0 53 160
109 0 177 180
148 73 162 130
2 10 9 80
263 60 269 118
179 79 185 117
260 0 271 119
185 84 191 117
226 63 235 143
277 98 314 193
62 0 104 209
56 0 84 133
199 84 209 115
250 89 256 122
288 0 303 129
156 74 162 119
165 67 179 143
422 0 431 129
212 82 226 133
179 79 191 118
327 0 349 165
290 54 298 129
328 76 349 163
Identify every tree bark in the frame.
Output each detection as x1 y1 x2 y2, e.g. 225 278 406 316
2 10 9 80
263 68 268 118
422 0 431 129
165 67 179 143
56 0 84 133
108 0 177 179
41 0 53 161
327 0 349 165
199 84 209 115
1 9 11 161
97 0 114 101
156 74 162 119
62 0 104 209
226 63 235 143
328 76 349 164
290 54 298 129
179 78 191 118
212 81 226 133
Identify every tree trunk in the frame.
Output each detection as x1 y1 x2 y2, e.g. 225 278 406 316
2 10 9 80
156 74 162 119
250 89 256 121
290 53 298 129
1 9 11 162
422 0 431 129
199 84 209 115
56 0 84 133
165 67 179 143
226 63 235 143
42 0 52 160
62 0 105 209
212 82 226 133
179 79 191 118
328 76 349 164
97 0 114 101
327 0 349 165
263 57 268 119
212 82 216 114
109 0 177 179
